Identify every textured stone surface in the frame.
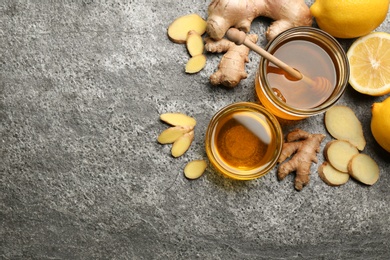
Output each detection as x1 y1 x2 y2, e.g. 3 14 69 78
1 0 389 259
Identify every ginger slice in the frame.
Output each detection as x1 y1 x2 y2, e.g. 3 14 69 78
185 54 206 74
157 125 194 144
167 14 207 44
348 153 380 185
160 113 196 127
325 105 366 150
186 30 204 57
318 161 350 186
277 129 326 191
184 160 207 179
171 131 194 157
324 140 359 173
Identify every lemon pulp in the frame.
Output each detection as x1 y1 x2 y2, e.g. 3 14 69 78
347 32 390 96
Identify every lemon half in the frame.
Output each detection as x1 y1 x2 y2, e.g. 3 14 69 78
347 32 390 96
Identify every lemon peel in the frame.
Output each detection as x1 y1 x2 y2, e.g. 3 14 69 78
310 0 389 39
371 97 390 152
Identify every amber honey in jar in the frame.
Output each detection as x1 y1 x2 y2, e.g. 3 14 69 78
205 102 283 180
255 27 349 120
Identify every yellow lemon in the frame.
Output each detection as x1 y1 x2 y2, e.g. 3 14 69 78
371 96 390 152
347 32 390 96
310 0 389 38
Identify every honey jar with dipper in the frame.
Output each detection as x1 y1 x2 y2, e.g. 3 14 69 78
254 27 350 120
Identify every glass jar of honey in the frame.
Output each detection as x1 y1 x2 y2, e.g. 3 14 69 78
255 27 350 120
205 102 283 180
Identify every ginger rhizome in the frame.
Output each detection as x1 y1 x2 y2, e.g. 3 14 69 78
205 34 258 87
277 129 325 191
206 0 312 41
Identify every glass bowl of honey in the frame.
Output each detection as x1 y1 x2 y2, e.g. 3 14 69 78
255 27 350 120
205 102 283 180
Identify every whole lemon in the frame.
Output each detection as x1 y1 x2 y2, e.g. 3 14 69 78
310 0 390 38
371 96 390 152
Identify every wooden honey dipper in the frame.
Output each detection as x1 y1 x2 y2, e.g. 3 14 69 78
226 28 333 103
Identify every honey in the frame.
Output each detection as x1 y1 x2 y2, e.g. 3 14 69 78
266 40 337 109
255 27 350 120
205 102 283 180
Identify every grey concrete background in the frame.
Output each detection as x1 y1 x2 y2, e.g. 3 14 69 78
1 0 389 259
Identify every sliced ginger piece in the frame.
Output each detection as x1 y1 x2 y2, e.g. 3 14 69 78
325 105 366 150
167 14 207 44
318 161 350 186
324 140 359 173
171 131 194 157
184 160 207 179
185 54 206 74
160 113 196 127
348 153 380 185
186 30 204 57
157 125 194 144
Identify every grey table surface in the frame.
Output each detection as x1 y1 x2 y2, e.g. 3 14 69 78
1 1 390 259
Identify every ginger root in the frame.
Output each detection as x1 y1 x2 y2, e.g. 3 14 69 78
205 34 258 87
278 129 325 191
206 0 312 41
